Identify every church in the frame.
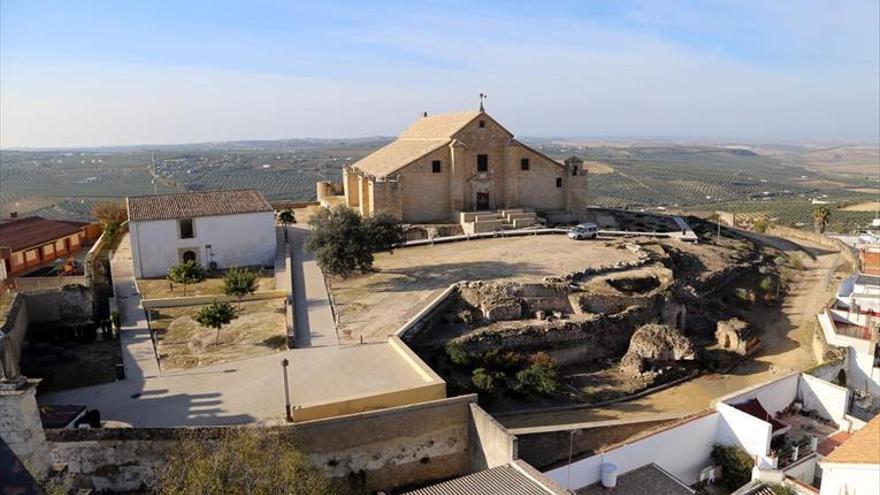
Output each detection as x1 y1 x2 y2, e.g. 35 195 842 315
323 105 588 224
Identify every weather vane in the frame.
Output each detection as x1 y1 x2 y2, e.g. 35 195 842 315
479 92 487 112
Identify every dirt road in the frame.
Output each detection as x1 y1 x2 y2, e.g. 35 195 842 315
499 235 844 430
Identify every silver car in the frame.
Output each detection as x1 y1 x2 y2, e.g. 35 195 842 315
567 223 598 240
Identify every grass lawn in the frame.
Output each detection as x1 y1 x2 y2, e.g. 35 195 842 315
137 267 275 299
149 298 287 370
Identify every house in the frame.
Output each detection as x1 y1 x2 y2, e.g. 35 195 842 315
818 415 879 495
0 216 98 281
324 106 588 224
126 189 275 278
404 460 572 495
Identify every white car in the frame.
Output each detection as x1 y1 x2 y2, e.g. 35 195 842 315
567 223 598 240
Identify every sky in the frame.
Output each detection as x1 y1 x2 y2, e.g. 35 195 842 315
1 0 878 148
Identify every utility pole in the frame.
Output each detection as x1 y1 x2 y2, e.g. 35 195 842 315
282 358 293 422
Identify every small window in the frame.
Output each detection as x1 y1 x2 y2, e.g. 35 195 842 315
521 158 530 171
556 178 563 188
572 167 578 176
179 218 194 239
477 154 489 172
432 160 441 173
479 120 486 128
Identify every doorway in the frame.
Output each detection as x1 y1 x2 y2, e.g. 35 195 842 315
476 191 490 210
182 250 197 263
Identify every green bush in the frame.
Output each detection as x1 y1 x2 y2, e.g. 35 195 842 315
711 444 754 490
223 267 258 302
471 368 498 393
306 206 405 278
480 349 526 372
515 352 559 395
445 340 470 366
753 218 769 233
167 260 207 296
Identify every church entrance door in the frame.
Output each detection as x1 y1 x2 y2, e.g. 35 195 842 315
476 191 490 210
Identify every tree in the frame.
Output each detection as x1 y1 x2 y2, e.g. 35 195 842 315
711 444 754 490
193 300 239 345
91 201 128 226
363 212 406 253
167 260 207 296
515 352 559 395
306 206 405 278
812 206 831 234
277 209 296 242
222 267 258 306
157 428 336 495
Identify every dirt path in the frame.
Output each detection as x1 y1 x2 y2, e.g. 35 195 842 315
498 235 843 430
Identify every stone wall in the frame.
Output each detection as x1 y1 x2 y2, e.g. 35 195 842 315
23 284 93 324
0 380 50 479
46 395 484 493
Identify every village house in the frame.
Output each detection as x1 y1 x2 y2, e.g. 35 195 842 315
126 189 276 278
320 106 588 224
0 216 99 282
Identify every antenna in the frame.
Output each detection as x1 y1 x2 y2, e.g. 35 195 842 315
479 93 487 112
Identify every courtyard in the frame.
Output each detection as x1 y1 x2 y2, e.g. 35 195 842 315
136 267 275 299
149 298 287 371
329 235 643 343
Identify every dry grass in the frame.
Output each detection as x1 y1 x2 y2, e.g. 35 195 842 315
583 161 614 175
138 268 275 299
150 298 287 370
840 201 880 212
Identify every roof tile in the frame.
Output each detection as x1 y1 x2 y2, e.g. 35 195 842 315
127 189 272 222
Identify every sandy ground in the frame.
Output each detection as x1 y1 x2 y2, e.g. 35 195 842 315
151 298 287 370
498 235 841 430
847 188 880 195
137 270 275 299
330 235 642 343
840 201 880 212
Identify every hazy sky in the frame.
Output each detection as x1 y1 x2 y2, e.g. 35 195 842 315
1 0 878 147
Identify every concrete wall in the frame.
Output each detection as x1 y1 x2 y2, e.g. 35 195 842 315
544 412 721 488
718 372 800 416
716 402 772 458
798 374 850 424
819 463 880 495
468 403 518 471
23 284 93 324
130 211 275 278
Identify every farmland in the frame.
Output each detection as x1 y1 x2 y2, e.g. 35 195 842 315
2 139 877 233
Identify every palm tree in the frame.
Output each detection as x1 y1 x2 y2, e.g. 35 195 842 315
812 206 831 234
277 209 296 242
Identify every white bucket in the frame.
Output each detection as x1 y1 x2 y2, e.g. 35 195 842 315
600 462 618 488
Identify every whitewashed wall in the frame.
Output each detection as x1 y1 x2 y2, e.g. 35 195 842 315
544 413 721 489
130 212 275 278
820 463 880 495
718 372 800 416
716 403 772 459
798 374 850 424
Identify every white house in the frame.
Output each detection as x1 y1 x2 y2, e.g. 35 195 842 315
818 416 879 495
126 189 276 278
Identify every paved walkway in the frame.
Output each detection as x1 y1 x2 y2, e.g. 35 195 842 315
111 235 160 380
289 226 338 347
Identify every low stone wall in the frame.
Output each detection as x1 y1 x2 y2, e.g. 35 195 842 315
47 395 482 493
140 290 287 309
23 284 93 324
469 403 518 471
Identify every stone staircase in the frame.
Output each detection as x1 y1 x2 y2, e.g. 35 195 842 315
459 209 539 235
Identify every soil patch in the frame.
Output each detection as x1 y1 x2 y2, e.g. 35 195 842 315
137 268 275 299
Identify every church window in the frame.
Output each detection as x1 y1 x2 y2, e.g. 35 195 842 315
432 160 441 173
521 158 530 171
479 120 486 128
477 154 489 172
556 178 562 188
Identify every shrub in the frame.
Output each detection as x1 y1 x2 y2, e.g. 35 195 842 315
767 483 795 495
711 444 754 490
193 300 240 345
445 340 469 366
471 368 498 393
156 428 335 495
753 218 769 233
515 352 559 395
222 267 258 303
167 260 207 296
481 349 526 372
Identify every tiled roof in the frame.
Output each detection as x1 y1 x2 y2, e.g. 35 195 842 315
0 216 88 252
576 464 694 495
127 189 272 222
817 431 852 456
822 415 880 465
399 110 481 139
404 462 570 495
352 110 486 177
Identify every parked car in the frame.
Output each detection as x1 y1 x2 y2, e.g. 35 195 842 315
567 223 599 240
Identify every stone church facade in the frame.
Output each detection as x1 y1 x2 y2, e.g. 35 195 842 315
331 108 588 224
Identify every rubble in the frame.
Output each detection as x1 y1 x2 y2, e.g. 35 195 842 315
620 323 696 376
715 318 759 355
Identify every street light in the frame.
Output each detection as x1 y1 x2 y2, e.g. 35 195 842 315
282 358 292 422
566 429 582 490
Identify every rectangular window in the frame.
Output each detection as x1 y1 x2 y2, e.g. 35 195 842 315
556 178 563 188
179 218 194 239
477 154 489 172
572 167 578 176
521 158 530 171
479 120 486 128
432 160 441 173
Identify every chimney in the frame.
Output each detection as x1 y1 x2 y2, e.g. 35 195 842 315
9 211 17 219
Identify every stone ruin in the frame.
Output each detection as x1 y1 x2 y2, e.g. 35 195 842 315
619 323 696 377
715 317 759 355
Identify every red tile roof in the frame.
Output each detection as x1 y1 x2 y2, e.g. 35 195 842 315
0 216 88 252
734 399 788 433
126 189 272 222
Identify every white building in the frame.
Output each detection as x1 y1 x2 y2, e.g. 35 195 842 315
818 416 879 495
127 189 276 278
837 273 880 313
818 308 880 398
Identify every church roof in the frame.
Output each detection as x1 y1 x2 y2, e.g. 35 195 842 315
352 110 488 177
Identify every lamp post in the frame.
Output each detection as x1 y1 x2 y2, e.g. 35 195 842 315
282 358 292 422
567 429 581 490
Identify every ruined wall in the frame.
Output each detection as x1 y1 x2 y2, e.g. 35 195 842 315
23 284 93 324
47 395 480 494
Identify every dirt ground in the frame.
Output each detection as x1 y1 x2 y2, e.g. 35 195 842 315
840 201 880 212
21 339 121 393
329 235 642 343
150 298 287 370
498 235 842 430
137 268 275 299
